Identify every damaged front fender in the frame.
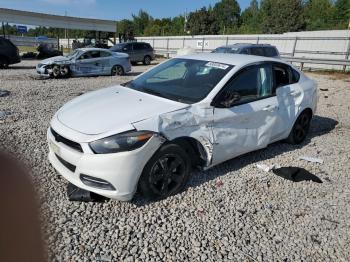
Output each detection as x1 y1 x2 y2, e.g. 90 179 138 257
132 104 215 167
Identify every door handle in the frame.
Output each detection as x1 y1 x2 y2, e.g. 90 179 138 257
262 105 278 111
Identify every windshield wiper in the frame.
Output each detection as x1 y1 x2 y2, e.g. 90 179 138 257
142 88 169 99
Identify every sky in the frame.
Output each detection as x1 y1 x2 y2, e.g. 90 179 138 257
0 0 251 21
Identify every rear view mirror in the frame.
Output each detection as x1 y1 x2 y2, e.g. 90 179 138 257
220 91 241 108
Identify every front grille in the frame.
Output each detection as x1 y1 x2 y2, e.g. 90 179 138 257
51 128 83 153
55 154 76 172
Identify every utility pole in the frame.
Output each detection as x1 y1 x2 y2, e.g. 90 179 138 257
184 9 188 34
2 22 5 38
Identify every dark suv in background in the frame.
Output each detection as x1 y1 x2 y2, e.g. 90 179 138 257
110 42 155 65
0 37 21 68
212 43 280 58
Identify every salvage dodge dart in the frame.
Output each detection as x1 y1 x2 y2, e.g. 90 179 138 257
47 53 318 201
36 48 131 78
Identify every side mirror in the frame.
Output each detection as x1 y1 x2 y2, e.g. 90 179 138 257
220 91 241 108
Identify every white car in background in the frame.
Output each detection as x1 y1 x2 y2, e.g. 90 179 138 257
47 53 317 201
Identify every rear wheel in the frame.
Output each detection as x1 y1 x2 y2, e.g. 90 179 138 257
139 144 191 200
143 55 151 65
286 110 312 144
111 65 124 76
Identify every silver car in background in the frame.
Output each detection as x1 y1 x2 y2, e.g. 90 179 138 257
36 48 131 78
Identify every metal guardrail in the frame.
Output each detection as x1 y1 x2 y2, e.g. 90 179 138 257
154 49 350 71
141 35 350 71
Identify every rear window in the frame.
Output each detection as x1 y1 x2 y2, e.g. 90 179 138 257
264 47 278 57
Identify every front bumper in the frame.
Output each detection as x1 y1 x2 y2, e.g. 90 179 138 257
47 128 162 201
36 65 50 77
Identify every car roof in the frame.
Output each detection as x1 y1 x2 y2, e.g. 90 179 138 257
78 48 111 52
222 43 274 49
178 53 284 67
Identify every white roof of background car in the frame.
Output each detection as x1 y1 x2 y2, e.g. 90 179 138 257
77 48 112 52
178 53 283 67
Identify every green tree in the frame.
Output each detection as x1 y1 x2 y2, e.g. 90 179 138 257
334 0 350 28
260 0 305 33
239 0 262 33
187 7 220 35
304 0 335 30
213 0 241 34
132 9 152 36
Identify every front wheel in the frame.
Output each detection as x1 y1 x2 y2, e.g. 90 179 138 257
0 57 9 69
52 65 61 78
139 144 191 200
286 111 312 144
111 65 124 76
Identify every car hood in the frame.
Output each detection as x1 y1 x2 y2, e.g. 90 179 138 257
57 85 188 135
41 56 72 65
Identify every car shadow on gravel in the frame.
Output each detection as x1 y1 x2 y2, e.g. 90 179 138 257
9 65 36 70
131 115 338 206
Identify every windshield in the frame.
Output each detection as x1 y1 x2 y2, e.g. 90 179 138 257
212 47 240 54
65 50 81 59
123 58 233 104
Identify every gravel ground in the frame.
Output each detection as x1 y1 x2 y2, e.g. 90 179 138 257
0 60 349 261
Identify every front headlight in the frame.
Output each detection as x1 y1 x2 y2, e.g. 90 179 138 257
89 131 154 154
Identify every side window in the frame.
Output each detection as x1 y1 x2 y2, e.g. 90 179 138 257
134 43 144 50
78 52 92 60
273 63 291 88
222 64 274 105
291 68 300 83
90 51 100 58
250 47 265 56
124 44 132 51
143 43 151 49
100 51 111 57
240 48 249 54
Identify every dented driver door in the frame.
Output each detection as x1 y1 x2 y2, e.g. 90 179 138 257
211 63 279 165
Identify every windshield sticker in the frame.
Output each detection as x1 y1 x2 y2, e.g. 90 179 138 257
205 62 229 70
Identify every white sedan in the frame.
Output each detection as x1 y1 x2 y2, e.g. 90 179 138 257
47 53 318 201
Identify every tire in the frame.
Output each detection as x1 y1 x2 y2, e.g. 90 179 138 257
52 65 61 78
143 55 151 65
286 110 312 144
0 57 9 69
111 65 124 76
60 65 70 78
139 143 191 200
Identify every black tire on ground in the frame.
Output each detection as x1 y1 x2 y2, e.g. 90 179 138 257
111 65 124 76
52 65 61 78
60 65 70 78
143 55 151 65
286 110 312 144
139 143 191 200
0 56 9 69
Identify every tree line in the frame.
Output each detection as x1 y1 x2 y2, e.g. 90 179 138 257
2 0 349 38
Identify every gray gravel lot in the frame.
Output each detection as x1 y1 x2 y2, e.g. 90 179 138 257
0 60 349 261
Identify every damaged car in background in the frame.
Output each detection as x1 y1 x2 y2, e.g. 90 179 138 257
36 48 131 78
47 53 318 201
